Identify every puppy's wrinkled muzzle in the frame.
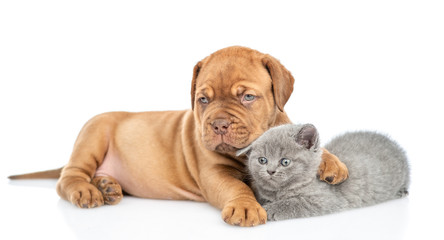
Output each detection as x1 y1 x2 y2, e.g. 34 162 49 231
211 119 231 135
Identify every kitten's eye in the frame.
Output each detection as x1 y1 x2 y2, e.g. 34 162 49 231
244 94 255 102
280 158 291 167
258 157 268 165
199 97 209 104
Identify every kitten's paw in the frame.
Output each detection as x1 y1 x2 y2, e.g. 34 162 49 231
263 203 286 221
263 203 292 221
222 198 267 227
92 176 123 205
318 149 349 184
263 204 276 221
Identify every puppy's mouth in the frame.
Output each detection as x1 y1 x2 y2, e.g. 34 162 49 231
202 121 251 153
207 134 245 153
215 142 239 153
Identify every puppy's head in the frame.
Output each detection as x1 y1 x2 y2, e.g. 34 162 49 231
191 46 294 154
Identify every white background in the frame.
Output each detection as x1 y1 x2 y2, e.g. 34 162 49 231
1 1 443 239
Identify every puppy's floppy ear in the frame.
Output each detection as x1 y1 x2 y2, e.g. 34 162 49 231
262 55 295 112
236 145 252 157
295 124 320 151
191 61 203 110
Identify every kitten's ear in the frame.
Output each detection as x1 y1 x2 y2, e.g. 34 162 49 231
295 124 320 151
236 145 252 157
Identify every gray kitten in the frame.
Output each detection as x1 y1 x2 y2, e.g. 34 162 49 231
238 124 409 221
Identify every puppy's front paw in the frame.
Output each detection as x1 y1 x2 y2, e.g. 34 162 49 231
67 182 104 208
318 149 349 184
222 198 267 227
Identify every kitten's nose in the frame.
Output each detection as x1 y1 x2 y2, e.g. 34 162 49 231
267 170 276 175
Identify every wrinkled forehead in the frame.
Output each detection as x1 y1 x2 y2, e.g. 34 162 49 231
195 57 271 93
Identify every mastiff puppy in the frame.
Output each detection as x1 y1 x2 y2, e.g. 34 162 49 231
9 46 348 227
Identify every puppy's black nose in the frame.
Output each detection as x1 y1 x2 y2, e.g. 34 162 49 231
267 170 276 175
211 119 231 135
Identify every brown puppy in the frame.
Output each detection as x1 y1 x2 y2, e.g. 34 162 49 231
9 46 348 227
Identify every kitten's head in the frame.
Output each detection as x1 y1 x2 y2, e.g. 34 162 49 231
238 124 322 188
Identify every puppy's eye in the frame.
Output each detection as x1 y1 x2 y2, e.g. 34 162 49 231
199 97 209 104
258 157 268 165
244 94 255 102
280 158 291 167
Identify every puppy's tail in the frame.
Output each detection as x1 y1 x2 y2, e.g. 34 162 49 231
8 167 63 180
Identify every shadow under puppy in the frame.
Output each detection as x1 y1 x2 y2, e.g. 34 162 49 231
238 124 410 221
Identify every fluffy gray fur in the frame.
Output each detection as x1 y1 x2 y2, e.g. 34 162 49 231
239 124 409 221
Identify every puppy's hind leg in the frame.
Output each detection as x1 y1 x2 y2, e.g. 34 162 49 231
92 176 123 205
56 113 124 208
